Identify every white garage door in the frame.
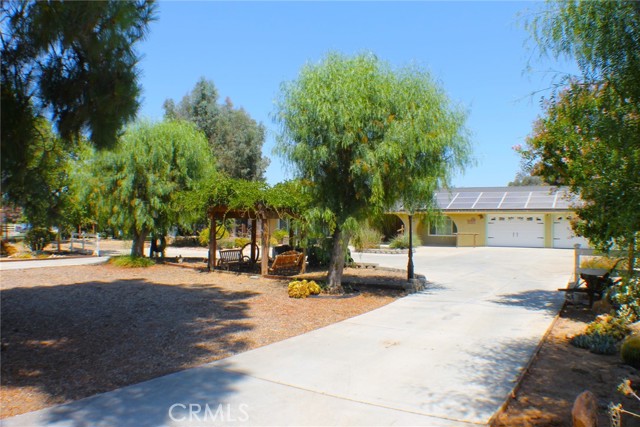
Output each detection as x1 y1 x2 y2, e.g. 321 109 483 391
487 215 545 248
553 215 590 249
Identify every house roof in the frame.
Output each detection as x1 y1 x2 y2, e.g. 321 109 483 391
394 186 581 213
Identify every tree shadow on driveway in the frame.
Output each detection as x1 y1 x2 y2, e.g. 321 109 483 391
491 289 563 314
32 361 251 427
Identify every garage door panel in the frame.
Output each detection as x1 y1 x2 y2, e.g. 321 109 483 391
487 215 545 248
553 215 589 249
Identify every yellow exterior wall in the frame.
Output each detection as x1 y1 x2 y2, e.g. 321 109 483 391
389 211 575 248
395 213 457 246
416 216 455 246
544 214 553 248
447 213 486 247
390 212 485 247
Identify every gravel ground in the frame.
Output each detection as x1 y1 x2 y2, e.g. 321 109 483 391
0 263 402 418
493 305 640 427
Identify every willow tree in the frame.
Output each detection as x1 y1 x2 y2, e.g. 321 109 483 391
275 53 471 292
90 120 213 257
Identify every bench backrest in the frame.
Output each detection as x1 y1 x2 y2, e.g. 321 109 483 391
219 249 243 262
271 251 304 270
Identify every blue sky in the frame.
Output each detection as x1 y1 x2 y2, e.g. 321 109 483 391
136 1 575 187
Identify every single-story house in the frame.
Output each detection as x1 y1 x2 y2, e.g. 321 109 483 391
391 186 589 249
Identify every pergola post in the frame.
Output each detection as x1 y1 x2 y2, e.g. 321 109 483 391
208 212 217 271
300 230 307 274
250 218 257 263
261 216 270 276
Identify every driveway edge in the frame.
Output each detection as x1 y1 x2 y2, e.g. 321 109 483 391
487 299 568 426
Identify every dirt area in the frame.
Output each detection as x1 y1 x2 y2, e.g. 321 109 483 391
0 263 403 419
493 305 640 427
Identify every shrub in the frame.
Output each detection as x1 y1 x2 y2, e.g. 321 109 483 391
13 252 33 259
611 276 640 323
621 336 640 369
218 238 236 249
389 233 422 249
307 241 353 267
109 255 155 268
1 240 18 256
571 314 631 355
288 280 322 298
24 228 55 251
172 236 200 247
198 228 210 247
581 256 623 270
571 333 618 355
585 314 630 341
197 227 231 247
272 229 289 244
234 237 250 248
307 245 330 267
352 225 382 251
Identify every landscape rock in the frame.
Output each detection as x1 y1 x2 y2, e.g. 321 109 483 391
572 390 598 427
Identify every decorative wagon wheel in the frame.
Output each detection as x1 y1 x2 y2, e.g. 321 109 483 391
241 242 260 264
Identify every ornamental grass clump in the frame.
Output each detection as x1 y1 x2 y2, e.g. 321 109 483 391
389 233 422 249
352 225 382 251
288 280 322 298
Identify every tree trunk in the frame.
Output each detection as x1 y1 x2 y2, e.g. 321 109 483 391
149 232 156 258
159 235 166 259
56 225 61 253
131 229 148 257
327 226 347 294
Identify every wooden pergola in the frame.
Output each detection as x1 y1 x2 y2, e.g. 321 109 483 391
207 205 294 276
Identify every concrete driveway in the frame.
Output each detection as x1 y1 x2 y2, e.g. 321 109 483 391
3 247 573 427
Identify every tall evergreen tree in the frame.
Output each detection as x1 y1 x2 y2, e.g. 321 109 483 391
163 78 269 181
1 0 156 207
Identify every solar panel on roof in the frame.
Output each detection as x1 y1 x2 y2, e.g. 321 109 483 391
448 192 481 209
430 187 580 211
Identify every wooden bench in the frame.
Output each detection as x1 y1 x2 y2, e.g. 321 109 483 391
268 250 304 276
217 249 249 271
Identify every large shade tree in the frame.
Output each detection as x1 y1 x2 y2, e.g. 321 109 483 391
522 0 640 274
1 1 156 204
522 83 639 273
89 121 214 257
163 78 269 181
274 53 471 292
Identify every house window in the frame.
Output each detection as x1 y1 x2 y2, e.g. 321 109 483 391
429 217 458 236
